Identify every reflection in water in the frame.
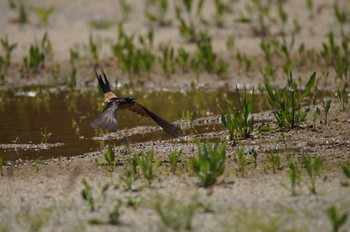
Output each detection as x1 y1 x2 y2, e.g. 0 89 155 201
0 87 267 162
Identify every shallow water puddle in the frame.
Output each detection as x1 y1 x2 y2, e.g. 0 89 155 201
0 87 268 162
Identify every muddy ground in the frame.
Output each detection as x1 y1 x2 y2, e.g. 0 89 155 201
0 0 350 231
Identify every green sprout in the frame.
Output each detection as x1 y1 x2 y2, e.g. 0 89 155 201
337 84 348 112
266 152 281 174
169 149 182 174
81 179 95 212
326 206 348 232
35 5 55 25
322 99 331 125
188 142 226 187
302 155 322 194
265 72 316 130
235 148 246 176
0 35 17 67
286 156 301 196
154 194 198 231
104 146 117 171
145 0 170 26
221 87 254 143
136 151 159 185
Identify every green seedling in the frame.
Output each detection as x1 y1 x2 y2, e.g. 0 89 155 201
108 200 122 225
40 127 52 143
158 43 176 78
321 32 349 79
322 99 331 124
221 86 254 142
341 165 350 187
286 157 301 196
136 151 159 185
22 32 52 74
120 157 140 190
277 2 288 35
179 109 197 132
169 149 182 174
251 148 258 168
189 142 226 187
337 84 348 112
104 146 117 171
9 0 29 24
89 19 115 30
226 35 235 54
306 0 313 17
326 206 348 232
235 148 246 176
35 5 55 25
213 0 226 27
302 155 322 194
265 72 316 130
81 179 109 212
333 3 348 36
145 0 170 26
175 47 191 73
236 0 272 37
0 155 3 176
0 36 17 67
112 25 155 78
69 47 80 68
126 196 141 210
236 52 252 72
81 179 95 212
154 194 198 231
266 152 281 174
118 0 132 20
88 34 100 63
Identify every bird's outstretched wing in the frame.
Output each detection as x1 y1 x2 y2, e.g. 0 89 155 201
91 100 119 132
120 97 183 137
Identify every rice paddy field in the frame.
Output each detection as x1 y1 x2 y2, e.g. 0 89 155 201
0 0 350 231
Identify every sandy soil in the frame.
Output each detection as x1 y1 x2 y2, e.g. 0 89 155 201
0 0 350 231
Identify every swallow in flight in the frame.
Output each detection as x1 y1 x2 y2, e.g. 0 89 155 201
91 69 182 137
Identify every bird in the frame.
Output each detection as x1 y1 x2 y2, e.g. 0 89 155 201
91 68 183 137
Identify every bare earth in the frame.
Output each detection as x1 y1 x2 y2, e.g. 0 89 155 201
0 0 350 231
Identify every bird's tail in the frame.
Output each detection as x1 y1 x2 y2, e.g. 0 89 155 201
94 67 111 94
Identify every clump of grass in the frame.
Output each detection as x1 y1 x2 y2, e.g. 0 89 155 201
326 206 348 232
21 32 53 75
175 0 205 43
145 0 170 26
188 142 226 187
341 165 350 187
108 200 122 225
221 87 254 143
302 155 322 194
81 179 95 212
169 149 182 174
337 84 348 112
81 179 109 212
0 35 17 67
89 19 115 30
35 5 55 25
111 25 155 78
40 126 52 143
266 151 281 174
322 99 331 124
153 194 198 231
265 72 316 130
179 109 197 132
158 43 176 78
104 146 117 172
135 151 159 185
8 0 30 24
0 155 3 176
235 148 246 176
283 156 301 196
118 0 132 21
